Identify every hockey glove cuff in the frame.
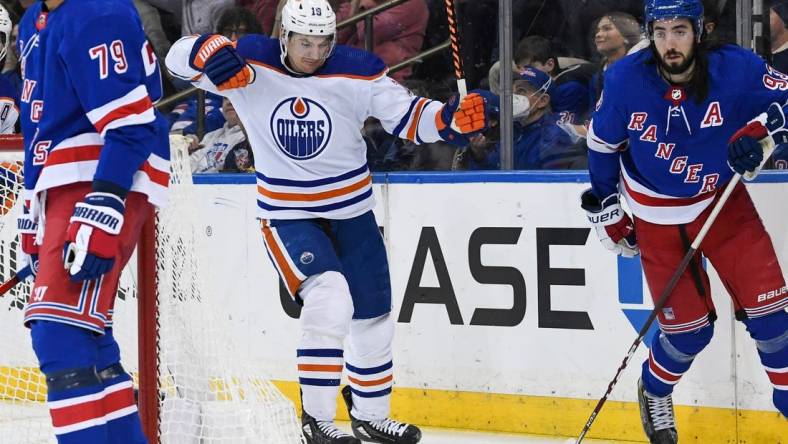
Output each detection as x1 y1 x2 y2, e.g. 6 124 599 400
581 189 639 258
63 192 125 282
189 34 254 91
728 102 788 178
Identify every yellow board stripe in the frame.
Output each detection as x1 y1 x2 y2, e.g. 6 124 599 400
271 380 788 442
3 367 785 442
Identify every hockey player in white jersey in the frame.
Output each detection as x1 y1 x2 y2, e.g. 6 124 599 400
165 0 489 443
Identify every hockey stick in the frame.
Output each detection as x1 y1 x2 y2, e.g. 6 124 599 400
444 0 466 98
0 265 30 297
573 171 744 443
445 0 473 170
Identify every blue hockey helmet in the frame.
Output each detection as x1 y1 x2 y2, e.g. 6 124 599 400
644 0 704 42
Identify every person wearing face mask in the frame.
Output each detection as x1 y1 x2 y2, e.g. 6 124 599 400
467 66 586 170
515 35 596 127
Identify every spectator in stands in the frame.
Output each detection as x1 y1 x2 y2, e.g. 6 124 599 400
222 140 256 173
169 7 262 136
514 35 595 126
133 0 172 61
771 1 788 73
467 66 586 170
335 0 429 81
589 12 643 103
2 20 20 101
556 0 642 59
238 0 280 35
216 6 264 42
0 5 17 134
188 98 248 174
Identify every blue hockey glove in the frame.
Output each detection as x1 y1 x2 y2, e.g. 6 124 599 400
437 89 492 145
16 203 39 282
189 34 254 91
728 102 788 178
63 192 125 282
580 189 639 258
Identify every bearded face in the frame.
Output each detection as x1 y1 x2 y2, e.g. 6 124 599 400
651 18 697 77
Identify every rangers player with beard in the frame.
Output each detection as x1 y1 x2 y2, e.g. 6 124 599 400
165 0 490 442
581 0 788 442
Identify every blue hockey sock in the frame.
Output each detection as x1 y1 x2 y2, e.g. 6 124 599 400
743 311 788 418
98 329 147 444
30 321 107 444
641 324 714 397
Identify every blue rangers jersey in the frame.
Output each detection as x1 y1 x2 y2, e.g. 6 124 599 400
17 0 169 212
588 44 788 224
166 34 448 220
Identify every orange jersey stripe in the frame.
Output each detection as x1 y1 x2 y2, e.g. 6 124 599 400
297 364 344 372
261 222 301 295
257 174 372 202
406 98 428 142
347 374 393 387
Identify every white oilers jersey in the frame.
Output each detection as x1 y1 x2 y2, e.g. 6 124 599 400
166 34 445 220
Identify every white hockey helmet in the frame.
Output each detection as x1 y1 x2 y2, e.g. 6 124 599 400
0 5 11 63
279 0 336 69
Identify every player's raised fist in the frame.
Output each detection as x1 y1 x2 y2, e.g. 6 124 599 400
189 34 254 91
437 89 492 145
63 192 125 282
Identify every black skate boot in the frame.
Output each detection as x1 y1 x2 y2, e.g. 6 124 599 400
638 378 678 444
341 385 422 443
302 410 361 444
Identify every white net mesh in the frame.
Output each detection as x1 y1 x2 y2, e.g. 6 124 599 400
0 135 304 443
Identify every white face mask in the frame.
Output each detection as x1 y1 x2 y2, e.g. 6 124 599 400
513 94 532 119
513 78 551 120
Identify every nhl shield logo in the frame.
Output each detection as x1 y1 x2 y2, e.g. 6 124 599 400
270 97 333 160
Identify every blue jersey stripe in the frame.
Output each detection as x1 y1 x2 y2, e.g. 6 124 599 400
258 188 373 212
299 377 341 387
256 163 369 187
350 387 392 398
345 361 393 375
297 348 344 358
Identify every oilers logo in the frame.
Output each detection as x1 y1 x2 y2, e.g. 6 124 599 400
270 97 332 160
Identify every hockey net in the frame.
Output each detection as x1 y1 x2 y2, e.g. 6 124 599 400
0 135 304 443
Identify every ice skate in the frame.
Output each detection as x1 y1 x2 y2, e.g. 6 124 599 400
302 409 361 444
341 385 421 443
638 378 678 444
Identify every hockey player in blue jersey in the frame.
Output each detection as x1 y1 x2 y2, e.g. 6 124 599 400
581 0 788 442
165 0 490 442
17 0 170 443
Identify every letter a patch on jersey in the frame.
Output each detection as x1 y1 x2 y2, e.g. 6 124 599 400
639 125 658 142
701 102 724 128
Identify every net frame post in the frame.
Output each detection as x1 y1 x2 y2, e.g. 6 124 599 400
137 207 160 444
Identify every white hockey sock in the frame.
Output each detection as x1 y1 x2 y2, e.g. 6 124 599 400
298 272 354 421
345 313 394 421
